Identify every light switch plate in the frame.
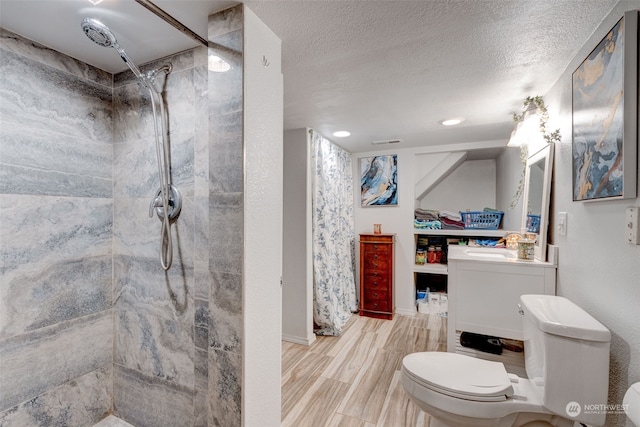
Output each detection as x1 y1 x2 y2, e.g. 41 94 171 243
626 207 640 245
558 212 567 236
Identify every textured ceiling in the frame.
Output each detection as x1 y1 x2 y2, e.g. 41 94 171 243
0 0 620 152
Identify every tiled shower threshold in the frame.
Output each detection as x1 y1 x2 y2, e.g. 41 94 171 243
93 415 135 427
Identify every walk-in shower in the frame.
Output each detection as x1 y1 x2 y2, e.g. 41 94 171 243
81 17 181 270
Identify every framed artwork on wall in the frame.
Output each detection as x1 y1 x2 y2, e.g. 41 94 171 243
572 11 638 202
360 154 398 206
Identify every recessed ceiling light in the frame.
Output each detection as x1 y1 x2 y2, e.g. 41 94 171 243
440 118 464 126
208 55 231 73
333 131 351 138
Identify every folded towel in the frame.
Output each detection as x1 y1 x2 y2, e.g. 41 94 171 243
439 210 462 222
415 208 439 221
440 216 465 230
414 219 442 230
415 208 439 216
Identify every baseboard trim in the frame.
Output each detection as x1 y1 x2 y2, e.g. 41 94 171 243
282 333 316 346
395 307 418 316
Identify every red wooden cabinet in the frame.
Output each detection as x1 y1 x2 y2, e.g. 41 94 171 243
359 233 394 319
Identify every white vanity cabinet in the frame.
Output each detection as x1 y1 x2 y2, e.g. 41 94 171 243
447 245 556 352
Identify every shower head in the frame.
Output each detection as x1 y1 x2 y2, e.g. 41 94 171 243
81 17 148 84
81 17 117 48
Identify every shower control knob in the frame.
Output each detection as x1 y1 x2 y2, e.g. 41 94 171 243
149 185 182 222
149 195 163 217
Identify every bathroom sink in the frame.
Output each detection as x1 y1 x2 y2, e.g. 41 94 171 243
464 248 516 260
466 251 509 259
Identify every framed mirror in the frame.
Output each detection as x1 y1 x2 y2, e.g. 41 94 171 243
521 144 554 261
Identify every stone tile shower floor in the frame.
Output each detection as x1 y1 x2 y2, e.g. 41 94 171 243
93 415 135 427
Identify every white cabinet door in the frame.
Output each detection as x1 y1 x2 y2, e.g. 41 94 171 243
447 259 556 350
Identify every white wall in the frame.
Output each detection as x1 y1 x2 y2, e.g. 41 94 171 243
354 148 416 315
243 6 283 426
420 159 497 214
544 3 640 424
353 141 507 315
282 128 315 345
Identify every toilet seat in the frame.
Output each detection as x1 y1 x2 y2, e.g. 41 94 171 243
401 351 552 422
402 352 514 402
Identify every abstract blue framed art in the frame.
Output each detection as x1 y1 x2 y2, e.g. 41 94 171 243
360 155 398 206
572 11 638 201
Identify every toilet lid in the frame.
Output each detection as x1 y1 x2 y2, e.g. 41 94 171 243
402 352 514 402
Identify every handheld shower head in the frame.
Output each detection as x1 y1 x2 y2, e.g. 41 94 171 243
81 17 148 83
81 17 117 48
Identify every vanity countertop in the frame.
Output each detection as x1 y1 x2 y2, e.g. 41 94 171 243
447 245 556 267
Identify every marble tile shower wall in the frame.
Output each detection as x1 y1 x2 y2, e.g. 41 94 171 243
111 6 244 427
0 29 114 426
1 5 245 425
206 7 244 427
111 46 200 426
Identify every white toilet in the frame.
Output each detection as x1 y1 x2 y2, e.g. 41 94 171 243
402 294 611 427
625 382 640 426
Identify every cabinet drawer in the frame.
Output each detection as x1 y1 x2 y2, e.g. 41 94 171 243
362 273 388 290
364 250 388 262
360 234 394 244
362 243 391 254
363 256 389 270
362 299 389 313
363 288 388 302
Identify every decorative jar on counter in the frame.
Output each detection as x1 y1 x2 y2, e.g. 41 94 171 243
517 240 535 261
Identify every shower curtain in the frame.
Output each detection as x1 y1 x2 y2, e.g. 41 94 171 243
310 130 357 336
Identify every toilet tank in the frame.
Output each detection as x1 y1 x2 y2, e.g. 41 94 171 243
520 295 611 426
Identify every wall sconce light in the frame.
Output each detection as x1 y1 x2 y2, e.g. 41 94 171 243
508 96 561 149
508 103 539 147
507 120 524 147
507 96 561 209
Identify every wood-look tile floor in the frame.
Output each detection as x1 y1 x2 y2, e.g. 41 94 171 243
281 313 447 427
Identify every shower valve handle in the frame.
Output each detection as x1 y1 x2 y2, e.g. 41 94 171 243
149 195 163 218
149 185 182 222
